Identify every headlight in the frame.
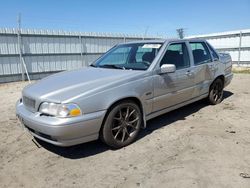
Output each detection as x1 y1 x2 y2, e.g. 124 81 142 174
39 102 82 118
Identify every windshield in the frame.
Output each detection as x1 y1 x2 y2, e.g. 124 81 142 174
92 43 163 70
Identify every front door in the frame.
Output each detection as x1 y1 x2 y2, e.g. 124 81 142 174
152 42 195 112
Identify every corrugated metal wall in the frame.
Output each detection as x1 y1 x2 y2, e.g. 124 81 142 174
2 28 248 83
187 29 250 66
0 28 157 83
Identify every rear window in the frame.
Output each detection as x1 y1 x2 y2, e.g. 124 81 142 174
207 43 219 60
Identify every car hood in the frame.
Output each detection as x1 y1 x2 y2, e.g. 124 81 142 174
23 67 145 103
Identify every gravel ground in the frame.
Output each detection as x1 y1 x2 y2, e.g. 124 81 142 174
0 74 250 188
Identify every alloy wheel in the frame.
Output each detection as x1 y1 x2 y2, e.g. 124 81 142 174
212 81 223 102
111 106 139 143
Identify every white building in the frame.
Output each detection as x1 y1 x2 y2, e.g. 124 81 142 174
187 29 250 66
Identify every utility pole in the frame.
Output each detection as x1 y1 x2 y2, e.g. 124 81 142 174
176 28 185 39
17 13 24 81
238 31 242 66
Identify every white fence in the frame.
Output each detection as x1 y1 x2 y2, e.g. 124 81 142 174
1 28 249 83
187 29 250 66
0 28 157 83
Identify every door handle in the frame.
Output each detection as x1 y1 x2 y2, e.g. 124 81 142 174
185 70 193 76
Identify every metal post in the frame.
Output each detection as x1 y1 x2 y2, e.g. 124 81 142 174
238 31 242 66
79 35 84 67
143 26 149 40
17 13 24 81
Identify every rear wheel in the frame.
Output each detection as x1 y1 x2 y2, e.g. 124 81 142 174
100 101 142 148
208 78 224 105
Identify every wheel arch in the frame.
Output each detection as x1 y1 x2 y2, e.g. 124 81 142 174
99 96 146 137
210 75 225 90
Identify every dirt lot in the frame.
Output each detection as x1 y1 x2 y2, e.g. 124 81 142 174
0 74 250 188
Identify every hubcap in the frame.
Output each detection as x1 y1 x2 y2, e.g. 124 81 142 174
111 106 139 143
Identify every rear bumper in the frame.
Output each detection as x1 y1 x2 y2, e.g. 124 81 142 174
16 100 106 146
224 73 233 87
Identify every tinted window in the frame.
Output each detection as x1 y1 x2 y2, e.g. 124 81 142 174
160 43 190 70
135 46 153 62
98 46 131 65
207 42 219 60
93 43 162 70
190 42 212 65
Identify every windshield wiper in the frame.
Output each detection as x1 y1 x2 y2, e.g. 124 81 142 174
89 64 96 67
99 64 124 69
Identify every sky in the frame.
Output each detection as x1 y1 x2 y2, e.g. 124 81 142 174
0 0 249 37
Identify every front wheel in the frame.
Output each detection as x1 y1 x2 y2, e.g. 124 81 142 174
100 101 142 148
208 79 224 105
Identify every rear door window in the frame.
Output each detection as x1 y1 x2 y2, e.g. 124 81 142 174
190 42 212 65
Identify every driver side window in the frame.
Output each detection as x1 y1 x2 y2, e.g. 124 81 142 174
160 43 190 70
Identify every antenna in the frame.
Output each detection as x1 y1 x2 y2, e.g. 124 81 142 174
143 26 149 40
18 13 21 30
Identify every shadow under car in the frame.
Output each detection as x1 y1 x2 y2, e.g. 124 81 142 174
35 90 234 159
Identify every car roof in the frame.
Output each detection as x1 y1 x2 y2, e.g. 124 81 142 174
119 38 207 45
120 39 165 45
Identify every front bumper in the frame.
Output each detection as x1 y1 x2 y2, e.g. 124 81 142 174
16 101 106 146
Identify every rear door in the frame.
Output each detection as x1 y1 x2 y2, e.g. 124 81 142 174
189 41 216 96
152 42 195 112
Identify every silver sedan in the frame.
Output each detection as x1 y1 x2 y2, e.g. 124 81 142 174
16 39 233 148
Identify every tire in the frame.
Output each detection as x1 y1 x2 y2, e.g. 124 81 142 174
208 78 224 105
100 101 142 148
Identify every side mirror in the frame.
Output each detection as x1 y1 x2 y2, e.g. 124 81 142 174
160 64 176 74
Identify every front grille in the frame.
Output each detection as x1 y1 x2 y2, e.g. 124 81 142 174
23 96 36 109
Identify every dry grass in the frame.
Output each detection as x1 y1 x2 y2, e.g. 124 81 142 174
232 66 250 74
